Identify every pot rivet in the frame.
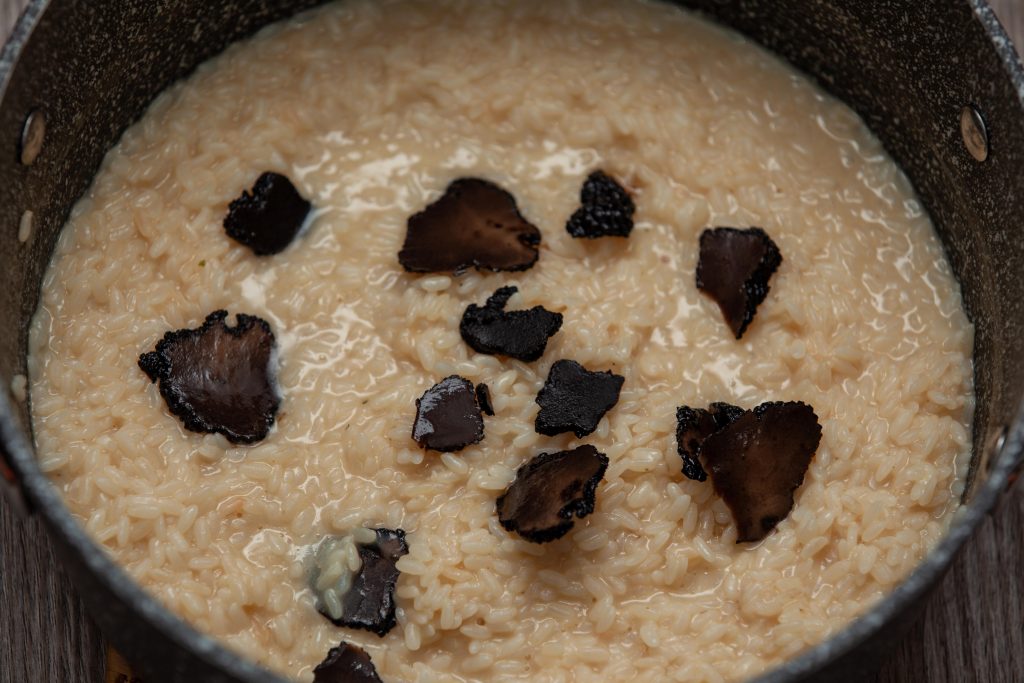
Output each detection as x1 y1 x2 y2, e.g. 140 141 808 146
985 424 1007 473
18 210 34 244
960 105 988 162
9 374 27 403
19 109 46 166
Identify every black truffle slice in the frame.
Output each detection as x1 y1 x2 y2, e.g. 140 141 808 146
412 375 485 452
398 178 542 273
322 528 410 637
475 383 495 416
675 402 744 482
224 172 311 256
701 401 822 543
696 227 782 339
138 310 279 444
496 445 609 543
535 360 624 438
313 642 383 683
459 286 563 362
566 170 636 239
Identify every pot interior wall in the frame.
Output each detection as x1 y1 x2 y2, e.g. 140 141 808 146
0 1 1021 682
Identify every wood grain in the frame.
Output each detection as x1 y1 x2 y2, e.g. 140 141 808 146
0 1 1021 682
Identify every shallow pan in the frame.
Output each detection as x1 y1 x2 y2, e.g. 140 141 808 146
0 1 1021 681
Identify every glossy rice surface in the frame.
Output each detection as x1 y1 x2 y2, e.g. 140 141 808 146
28 1 975 681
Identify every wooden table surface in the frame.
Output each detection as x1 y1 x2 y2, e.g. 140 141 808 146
1 1 1022 682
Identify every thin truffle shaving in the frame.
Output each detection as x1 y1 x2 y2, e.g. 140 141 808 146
313 642 383 683
566 170 636 238
535 360 624 437
496 445 609 543
675 402 743 481
696 227 782 339
412 375 486 452
137 310 279 444
224 171 311 256
475 383 495 416
701 401 822 542
399 178 541 273
459 286 563 362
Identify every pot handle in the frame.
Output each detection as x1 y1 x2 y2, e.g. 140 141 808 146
0 447 31 518
0 392 32 517
991 426 1024 515
1004 445 1023 499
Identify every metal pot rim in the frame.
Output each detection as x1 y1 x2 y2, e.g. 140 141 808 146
0 1 1021 681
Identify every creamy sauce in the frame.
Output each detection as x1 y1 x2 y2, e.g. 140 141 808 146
28 1 973 681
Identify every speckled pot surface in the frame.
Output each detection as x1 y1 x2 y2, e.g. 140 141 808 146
0 1 1021 682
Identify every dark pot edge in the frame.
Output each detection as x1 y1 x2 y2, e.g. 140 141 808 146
0 1 1021 682
744 6 1024 676
0 7 288 682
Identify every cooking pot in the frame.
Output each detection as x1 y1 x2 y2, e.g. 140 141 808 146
0 1 1021 681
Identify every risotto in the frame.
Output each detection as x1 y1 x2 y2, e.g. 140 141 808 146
26 0 975 681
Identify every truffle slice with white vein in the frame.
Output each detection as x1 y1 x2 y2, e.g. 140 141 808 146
696 227 782 339
138 310 279 444
497 445 609 543
399 178 542 273
701 401 821 543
